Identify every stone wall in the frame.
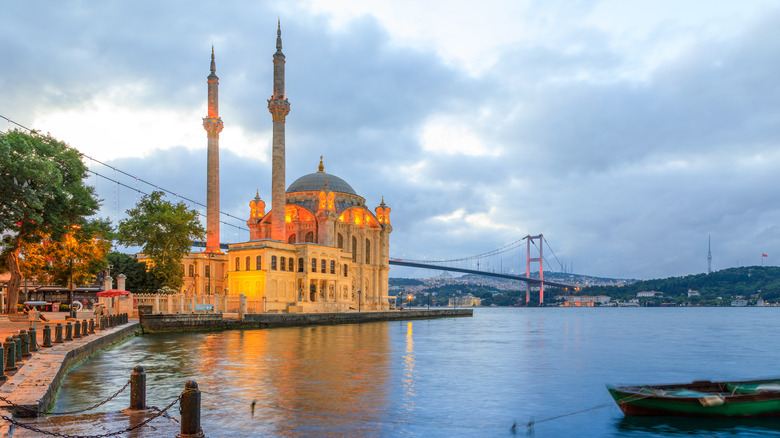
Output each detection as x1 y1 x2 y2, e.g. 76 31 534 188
140 309 472 334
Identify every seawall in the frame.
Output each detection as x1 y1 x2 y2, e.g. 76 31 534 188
140 309 473 334
0 322 140 417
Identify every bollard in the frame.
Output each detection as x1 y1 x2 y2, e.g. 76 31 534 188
130 365 146 410
4 337 16 372
29 326 38 352
54 323 64 343
19 330 31 358
0 345 5 381
73 320 82 339
100 316 107 330
65 322 73 341
82 319 88 337
42 325 53 348
89 319 95 334
179 380 203 438
13 335 22 363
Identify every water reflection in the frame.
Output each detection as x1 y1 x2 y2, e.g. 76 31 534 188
401 322 416 414
616 415 780 436
56 323 392 437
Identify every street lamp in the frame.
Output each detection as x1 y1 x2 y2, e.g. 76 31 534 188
427 292 430 310
408 294 413 309
358 290 362 312
66 224 81 318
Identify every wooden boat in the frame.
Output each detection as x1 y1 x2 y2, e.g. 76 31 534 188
608 379 780 417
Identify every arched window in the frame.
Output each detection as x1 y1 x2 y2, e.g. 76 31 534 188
330 260 335 274
365 239 371 264
256 256 262 270
311 258 317 273
337 233 344 249
271 256 277 270
298 258 304 272
235 257 240 271
205 265 211 278
305 231 314 243
288 234 296 244
280 257 286 271
245 256 251 270
321 259 326 273
288 257 294 272
343 264 348 277
352 236 357 262
188 265 194 277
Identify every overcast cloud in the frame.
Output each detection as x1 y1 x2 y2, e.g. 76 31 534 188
3 1 780 280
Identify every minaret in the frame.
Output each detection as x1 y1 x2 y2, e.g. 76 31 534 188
707 234 712 274
203 46 224 253
268 21 291 241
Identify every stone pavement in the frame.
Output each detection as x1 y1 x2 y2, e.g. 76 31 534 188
0 316 155 437
0 410 181 437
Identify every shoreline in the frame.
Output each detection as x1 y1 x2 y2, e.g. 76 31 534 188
140 308 474 334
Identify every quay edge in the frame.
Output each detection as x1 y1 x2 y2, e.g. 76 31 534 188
140 309 473 334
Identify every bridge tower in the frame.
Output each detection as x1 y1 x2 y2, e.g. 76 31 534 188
526 234 543 304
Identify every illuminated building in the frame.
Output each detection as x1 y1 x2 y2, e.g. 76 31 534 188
225 24 393 312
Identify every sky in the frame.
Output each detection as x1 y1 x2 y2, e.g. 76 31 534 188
3 0 780 280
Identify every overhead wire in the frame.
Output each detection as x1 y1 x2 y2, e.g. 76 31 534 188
1 113 248 231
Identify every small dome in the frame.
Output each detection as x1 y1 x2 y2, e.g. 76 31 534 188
286 172 357 195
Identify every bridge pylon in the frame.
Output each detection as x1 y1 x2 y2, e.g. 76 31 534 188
526 234 543 305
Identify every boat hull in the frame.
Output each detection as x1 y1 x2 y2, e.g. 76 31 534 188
608 379 780 417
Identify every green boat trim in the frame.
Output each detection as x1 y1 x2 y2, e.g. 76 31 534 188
608 379 780 417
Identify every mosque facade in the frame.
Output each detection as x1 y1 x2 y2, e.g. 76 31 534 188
182 25 393 312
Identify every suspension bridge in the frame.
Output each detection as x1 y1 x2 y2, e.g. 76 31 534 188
3 115 577 304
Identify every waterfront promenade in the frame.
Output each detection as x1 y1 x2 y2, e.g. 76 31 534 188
0 309 472 436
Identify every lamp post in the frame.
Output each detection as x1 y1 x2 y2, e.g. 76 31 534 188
66 225 80 319
427 293 430 310
358 290 361 312
408 294 413 309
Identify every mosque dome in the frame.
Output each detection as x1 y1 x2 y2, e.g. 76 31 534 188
286 157 358 195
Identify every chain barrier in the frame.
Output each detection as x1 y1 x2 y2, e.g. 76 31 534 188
0 380 132 416
0 389 190 438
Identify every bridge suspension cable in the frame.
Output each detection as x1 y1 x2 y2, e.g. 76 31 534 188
397 236 529 264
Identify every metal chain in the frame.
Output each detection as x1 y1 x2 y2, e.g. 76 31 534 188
0 390 188 438
0 380 131 416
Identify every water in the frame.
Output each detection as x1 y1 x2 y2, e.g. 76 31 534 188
55 308 780 437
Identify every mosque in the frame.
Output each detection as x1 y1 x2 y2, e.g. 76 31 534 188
179 24 393 312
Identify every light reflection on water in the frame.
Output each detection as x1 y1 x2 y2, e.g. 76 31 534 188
55 308 780 437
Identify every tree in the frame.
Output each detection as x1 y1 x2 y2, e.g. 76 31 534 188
0 130 99 313
116 191 205 291
106 251 161 294
20 219 113 294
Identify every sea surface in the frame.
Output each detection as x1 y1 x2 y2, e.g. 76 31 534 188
55 307 780 437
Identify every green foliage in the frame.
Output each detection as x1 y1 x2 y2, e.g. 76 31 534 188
106 252 162 294
0 130 100 313
580 266 780 303
116 191 205 290
389 278 425 286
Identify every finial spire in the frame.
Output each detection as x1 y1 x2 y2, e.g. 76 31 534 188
210 45 216 74
380 196 386 207
276 20 283 53
318 155 325 173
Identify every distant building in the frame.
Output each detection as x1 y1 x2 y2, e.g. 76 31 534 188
731 299 748 307
448 295 482 307
637 291 663 298
564 295 611 306
687 289 700 297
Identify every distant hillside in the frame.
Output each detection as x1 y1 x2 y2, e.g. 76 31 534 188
389 278 425 286
580 266 780 302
